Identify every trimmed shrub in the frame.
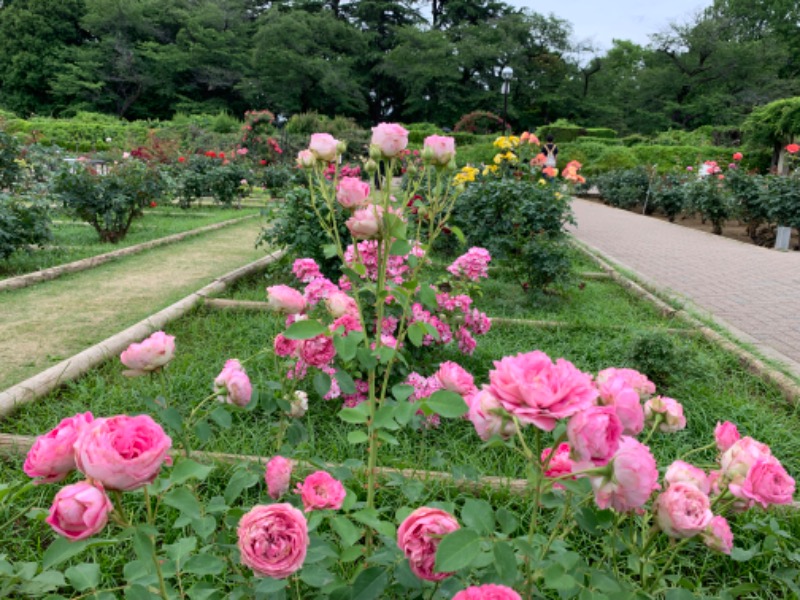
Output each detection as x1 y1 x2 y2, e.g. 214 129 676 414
683 176 732 235
593 146 639 173
453 111 505 134
0 130 22 190
177 155 251 208
762 174 800 229
726 170 769 240
0 193 52 259
595 167 649 209
455 141 496 168
536 119 617 143
650 174 687 222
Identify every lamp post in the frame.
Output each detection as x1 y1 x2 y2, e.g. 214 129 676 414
501 66 513 133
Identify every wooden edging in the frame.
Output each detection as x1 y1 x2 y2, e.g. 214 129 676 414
0 214 258 293
571 240 800 403
0 433 529 495
0 249 285 419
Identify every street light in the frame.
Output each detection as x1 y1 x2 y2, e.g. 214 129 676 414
501 66 513 133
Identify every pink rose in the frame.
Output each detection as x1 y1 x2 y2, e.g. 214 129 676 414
237 503 308 578
701 516 733 554
643 396 686 432
296 149 316 168
596 376 644 436
436 361 476 396
720 436 772 483
541 442 574 489
665 460 710 494
296 471 346 512
74 415 172 491
397 506 460 581
46 481 113 541
299 334 336 367
292 258 322 283
336 177 371 209
346 205 383 240
590 436 660 512
468 387 517 442
308 133 339 162
488 351 598 431
596 367 655 400
326 291 358 318
214 359 253 407
265 456 293 500
371 123 409 157
120 331 175 376
423 135 456 166
274 333 299 357
266 285 306 314
452 584 522 600
24 412 94 484
714 421 740 453
728 457 795 508
654 482 713 538
567 406 623 466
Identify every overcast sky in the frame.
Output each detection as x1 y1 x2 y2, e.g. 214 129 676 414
512 0 714 51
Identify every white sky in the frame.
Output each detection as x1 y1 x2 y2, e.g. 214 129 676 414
511 0 714 50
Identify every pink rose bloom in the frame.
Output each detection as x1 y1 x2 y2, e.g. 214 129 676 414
336 177 371 209
590 436 660 512
24 412 94 484
452 584 522 600
447 247 492 281
292 258 322 283
541 442 574 489
296 471 346 512
371 123 409 157
701 516 734 554
299 334 336 367
423 135 456 166
265 456 293 500
720 436 772 483
266 285 306 314
714 421 740 453
468 387 517 442
74 414 172 491
46 481 113 541
436 361 476 396
308 133 339 162
346 205 383 240
397 506 460 581
296 149 316 168
665 460 710 494
644 396 686 433
654 482 713 539
326 291 358 318
567 406 623 466
214 359 253 407
120 331 175 376
274 333 299 357
596 377 644 436
728 456 795 508
488 351 598 431
596 367 655 399
237 503 308 578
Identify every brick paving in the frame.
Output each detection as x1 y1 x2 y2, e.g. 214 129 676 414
568 198 800 377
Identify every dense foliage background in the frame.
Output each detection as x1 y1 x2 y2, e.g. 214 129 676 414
1 0 799 133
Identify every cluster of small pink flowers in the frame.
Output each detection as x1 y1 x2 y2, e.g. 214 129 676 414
404 372 444 428
446 247 492 281
292 258 322 283
409 292 490 356
343 240 426 285
324 162 361 180
341 379 369 408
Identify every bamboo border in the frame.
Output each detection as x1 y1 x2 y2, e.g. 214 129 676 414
0 214 258 293
0 250 285 418
571 238 800 403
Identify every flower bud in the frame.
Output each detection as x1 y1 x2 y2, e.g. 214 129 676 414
421 145 436 163
336 141 347 155
405 163 417 176
446 158 458 171
368 144 383 161
364 159 378 174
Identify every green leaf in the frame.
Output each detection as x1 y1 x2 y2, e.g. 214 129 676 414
407 321 426 347
347 431 369 445
426 390 469 418
377 430 399 445
391 384 414 402
183 554 225 576
730 543 761 562
333 332 360 362
159 406 184 433
339 405 369 424
350 508 396 538
163 487 202 519
350 567 389 600
373 404 400 430
194 419 212 443
255 578 287 594
125 584 161 600
393 400 416 425
383 213 407 240
493 541 517 585
389 239 413 255
170 459 214 485
418 285 438 310
64 563 100 591
322 244 338 258
209 406 232 429
224 468 261 504
449 225 466 244
434 529 481 573
461 499 495 535
284 320 327 340
42 538 90 570
314 371 332 398
164 537 197 565
334 369 357 395
356 347 378 370
331 516 363 547
574 506 614 536
665 590 697 600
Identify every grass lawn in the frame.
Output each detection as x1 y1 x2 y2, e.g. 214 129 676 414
0 204 262 279
1 253 799 597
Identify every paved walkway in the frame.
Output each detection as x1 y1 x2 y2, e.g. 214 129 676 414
569 199 800 378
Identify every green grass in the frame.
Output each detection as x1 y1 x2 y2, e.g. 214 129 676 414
0 205 261 279
2 257 800 597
